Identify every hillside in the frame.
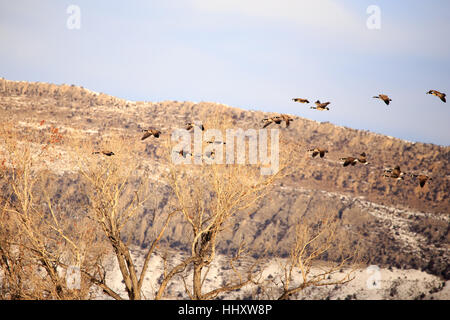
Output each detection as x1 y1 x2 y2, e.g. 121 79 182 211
95 247 449 300
0 78 449 281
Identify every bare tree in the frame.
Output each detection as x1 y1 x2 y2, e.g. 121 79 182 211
0 124 107 299
275 210 361 300
0 115 362 301
0 123 175 300
75 135 177 300
153 118 293 299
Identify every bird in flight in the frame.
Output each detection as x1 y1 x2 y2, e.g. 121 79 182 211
292 98 310 104
262 115 293 128
426 90 446 103
308 147 328 158
310 100 330 111
186 123 205 131
357 152 369 165
174 149 192 158
141 128 161 140
92 150 115 156
373 94 392 105
262 116 283 128
340 156 358 167
205 150 216 159
383 165 405 180
410 173 432 188
206 138 226 145
280 114 294 127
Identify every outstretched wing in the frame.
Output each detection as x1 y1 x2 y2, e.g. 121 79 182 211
262 120 272 128
419 178 426 188
285 119 290 127
141 131 152 140
381 95 390 105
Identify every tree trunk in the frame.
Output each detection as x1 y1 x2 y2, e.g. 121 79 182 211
193 262 203 300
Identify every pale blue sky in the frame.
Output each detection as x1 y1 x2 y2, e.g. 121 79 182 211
1 1 449 145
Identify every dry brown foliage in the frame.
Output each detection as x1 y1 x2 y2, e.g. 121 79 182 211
0 123 107 299
274 209 362 300
0 117 362 300
152 116 297 300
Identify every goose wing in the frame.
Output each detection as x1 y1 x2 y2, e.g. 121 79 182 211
141 131 152 140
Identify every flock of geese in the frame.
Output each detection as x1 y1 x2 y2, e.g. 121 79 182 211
291 89 444 188
92 89 446 189
305 147 432 188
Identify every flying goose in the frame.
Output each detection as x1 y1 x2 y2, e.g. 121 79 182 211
292 98 310 104
340 156 358 167
357 152 369 165
205 150 215 159
310 100 330 111
308 147 328 158
373 94 392 105
174 149 192 158
185 123 205 131
262 116 283 128
206 137 226 145
426 90 446 103
280 114 294 127
92 150 115 156
411 174 432 188
141 128 161 140
383 165 405 180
